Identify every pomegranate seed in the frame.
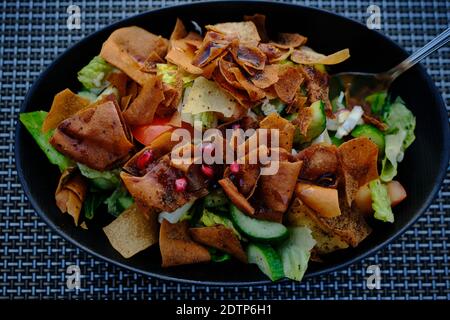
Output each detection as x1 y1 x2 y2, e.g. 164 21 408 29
201 164 214 178
232 123 241 130
230 162 240 173
136 149 154 170
175 177 187 192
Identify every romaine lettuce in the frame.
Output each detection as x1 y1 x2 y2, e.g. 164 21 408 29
380 98 416 181
277 227 316 281
19 111 73 171
369 179 394 223
200 209 241 239
77 56 113 90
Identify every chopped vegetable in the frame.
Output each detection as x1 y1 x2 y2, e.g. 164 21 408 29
380 98 416 181
158 200 195 224
369 179 394 223
230 205 288 243
277 227 316 281
335 106 364 139
247 243 284 281
104 185 134 217
77 56 113 90
84 192 108 220
19 111 73 172
200 209 241 239
78 163 120 190
351 124 385 154
365 91 387 115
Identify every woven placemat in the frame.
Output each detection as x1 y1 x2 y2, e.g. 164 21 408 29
0 0 449 300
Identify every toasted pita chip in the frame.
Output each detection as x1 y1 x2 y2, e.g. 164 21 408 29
55 169 87 226
160 220 211 267
206 21 260 44
258 160 302 213
123 131 179 176
219 177 255 215
126 80 140 100
192 31 231 67
42 89 90 133
274 65 304 104
100 26 169 85
286 198 349 254
201 57 221 79
123 75 165 126
170 18 188 41
271 33 307 49
244 13 269 42
182 76 238 117
190 226 247 263
258 43 293 63
51 101 133 171
121 155 207 212
259 113 296 151
166 45 204 75
140 51 164 73
120 95 133 111
212 69 252 108
338 137 379 206
296 144 339 181
218 58 243 89
298 65 332 114
362 114 388 131
107 71 129 97
250 64 279 89
229 67 266 101
103 204 159 258
230 42 266 75
291 46 350 65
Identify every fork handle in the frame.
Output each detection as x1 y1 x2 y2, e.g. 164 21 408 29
384 27 450 81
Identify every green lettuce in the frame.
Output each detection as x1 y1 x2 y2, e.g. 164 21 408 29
156 63 196 88
83 192 108 220
369 179 394 223
104 185 134 217
365 91 387 115
77 163 120 190
19 111 73 171
277 227 316 282
77 56 113 90
200 209 241 239
380 98 416 181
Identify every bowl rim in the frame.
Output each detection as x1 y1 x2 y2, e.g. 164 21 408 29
15 0 450 286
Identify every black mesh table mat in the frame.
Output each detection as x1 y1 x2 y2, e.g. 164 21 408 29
1 0 449 300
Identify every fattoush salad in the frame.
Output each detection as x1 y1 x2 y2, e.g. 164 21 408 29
20 15 415 282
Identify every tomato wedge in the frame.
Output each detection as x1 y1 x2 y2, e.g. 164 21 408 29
132 117 174 146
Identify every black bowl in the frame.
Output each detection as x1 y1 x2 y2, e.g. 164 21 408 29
15 1 450 285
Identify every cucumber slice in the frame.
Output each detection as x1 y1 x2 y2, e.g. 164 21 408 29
351 124 385 154
230 205 289 243
247 243 285 281
297 100 326 144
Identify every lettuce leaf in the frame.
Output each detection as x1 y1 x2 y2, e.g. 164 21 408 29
277 227 316 282
365 91 387 115
83 192 108 220
156 63 196 88
19 111 73 171
77 56 113 90
369 179 394 223
200 209 241 239
380 98 416 182
104 185 134 217
77 163 120 190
